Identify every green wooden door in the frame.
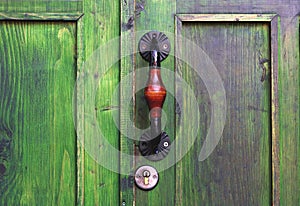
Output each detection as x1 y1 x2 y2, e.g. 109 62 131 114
0 20 79 205
0 0 299 206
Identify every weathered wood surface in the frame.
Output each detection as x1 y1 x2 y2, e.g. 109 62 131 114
176 18 272 205
0 21 76 205
120 0 176 204
132 0 176 206
0 0 298 205
76 0 120 205
0 12 83 20
277 15 299 206
177 14 276 22
0 0 82 13
270 16 280 205
176 2 299 205
120 0 135 205
177 0 299 16
176 2 299 204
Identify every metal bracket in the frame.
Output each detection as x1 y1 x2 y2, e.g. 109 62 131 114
138 31 170 62
139 131 171 161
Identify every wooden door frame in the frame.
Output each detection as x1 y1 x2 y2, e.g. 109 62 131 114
0 12 83 20
175 13 280 205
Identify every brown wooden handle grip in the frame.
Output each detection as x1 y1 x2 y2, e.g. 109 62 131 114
144 68 166 119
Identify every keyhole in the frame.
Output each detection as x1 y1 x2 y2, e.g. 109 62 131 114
143 170 150 185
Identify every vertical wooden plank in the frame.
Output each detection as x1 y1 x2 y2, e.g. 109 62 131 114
120 0 176 205
0 21 76 205
76 16 85 206
279 16 300 205
134 0 176 205
175 20 271 205
120 0 135 205
270 16 280 206
76 0 120 205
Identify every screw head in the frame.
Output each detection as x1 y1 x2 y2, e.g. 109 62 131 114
163 43 168 50
141 43 147 50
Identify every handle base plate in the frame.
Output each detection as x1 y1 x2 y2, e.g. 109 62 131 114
138 31 170 62
139 131 171 161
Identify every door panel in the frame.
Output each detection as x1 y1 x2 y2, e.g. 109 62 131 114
175 2 300 205
175 19 271 205
0 21 76 205
0 0 299 205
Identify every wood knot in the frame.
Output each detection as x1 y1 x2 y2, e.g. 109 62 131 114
0 163 6 175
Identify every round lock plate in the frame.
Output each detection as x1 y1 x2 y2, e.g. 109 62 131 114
134 165 159 190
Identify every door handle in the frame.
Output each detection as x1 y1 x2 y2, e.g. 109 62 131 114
138 31 171 161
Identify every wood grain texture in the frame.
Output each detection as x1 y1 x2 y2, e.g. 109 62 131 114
120 0 136 205
176 2 300 204
177 14 276 22
133 0 176 205
0 1 298 205
77 0 120 205
270 16 280 206
176 0 299 16
0 0 82 13
176 20 271 205
0 12 83 21
0 21 76 205
76 0 120 205
278 16 299 206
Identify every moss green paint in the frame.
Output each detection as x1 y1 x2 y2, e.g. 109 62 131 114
76 0 120 205
176 22 271 205
0 0 299 205
0 21 76 205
